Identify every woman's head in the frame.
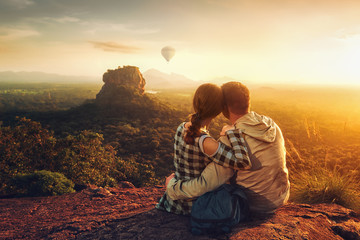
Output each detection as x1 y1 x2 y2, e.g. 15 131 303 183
184 83 224 144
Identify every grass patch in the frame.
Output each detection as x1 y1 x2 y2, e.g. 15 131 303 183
290 168 360 211
8 170 75 197
287 138 360 212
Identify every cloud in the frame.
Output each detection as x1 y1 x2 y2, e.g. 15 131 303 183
107 23 159 34
89 41 141 53
0 27 39 41
83 23 159 36
334 28 360 41
27 16 82 25
47 16 81 23
6 0 34 9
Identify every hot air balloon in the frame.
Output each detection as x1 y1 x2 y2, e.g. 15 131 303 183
161 46 175 62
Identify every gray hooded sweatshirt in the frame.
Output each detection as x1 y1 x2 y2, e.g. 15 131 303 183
167 111 290 213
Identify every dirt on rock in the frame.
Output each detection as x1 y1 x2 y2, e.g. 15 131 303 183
0 184 164 240
1 185 359 240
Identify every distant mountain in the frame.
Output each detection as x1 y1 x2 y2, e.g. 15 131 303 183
204 76 261 90
206 76 239 85
143 69 199 89
0 71 99 83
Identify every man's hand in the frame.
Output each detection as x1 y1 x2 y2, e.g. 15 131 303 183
220 125 234 136
165 173 175 188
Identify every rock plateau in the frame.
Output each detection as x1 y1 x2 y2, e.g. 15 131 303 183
95 66 146 106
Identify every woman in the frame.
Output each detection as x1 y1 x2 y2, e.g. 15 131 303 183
156 83 251 215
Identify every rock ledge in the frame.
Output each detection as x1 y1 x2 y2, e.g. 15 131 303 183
0 185 359 240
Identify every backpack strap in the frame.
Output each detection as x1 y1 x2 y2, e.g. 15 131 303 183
229 170 238 185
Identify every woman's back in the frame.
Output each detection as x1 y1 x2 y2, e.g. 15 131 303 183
174 122 210 181
156 122 210 215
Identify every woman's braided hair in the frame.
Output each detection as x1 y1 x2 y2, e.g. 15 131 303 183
184 83 224 144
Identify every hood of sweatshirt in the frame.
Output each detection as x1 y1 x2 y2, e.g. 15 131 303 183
234 111 277 143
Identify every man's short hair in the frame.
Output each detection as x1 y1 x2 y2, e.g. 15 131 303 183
221 82 250 115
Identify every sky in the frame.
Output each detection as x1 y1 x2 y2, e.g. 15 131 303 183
1 0 360 86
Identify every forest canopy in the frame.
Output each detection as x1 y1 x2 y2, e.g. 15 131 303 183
0 80 360 210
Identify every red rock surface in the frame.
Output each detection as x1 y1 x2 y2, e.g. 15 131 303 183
1 185 359 240
0 184 164 240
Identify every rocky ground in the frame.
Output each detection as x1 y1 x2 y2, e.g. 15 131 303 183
1 183 359 240
0 183 163 239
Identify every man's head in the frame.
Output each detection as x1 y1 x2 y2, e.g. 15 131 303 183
221 82 250 120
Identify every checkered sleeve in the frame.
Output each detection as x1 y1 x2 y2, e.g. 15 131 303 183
209 129 251 170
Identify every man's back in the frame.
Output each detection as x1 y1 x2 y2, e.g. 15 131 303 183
220 111 290 212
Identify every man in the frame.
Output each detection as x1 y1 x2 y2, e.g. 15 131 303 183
166 82 290 213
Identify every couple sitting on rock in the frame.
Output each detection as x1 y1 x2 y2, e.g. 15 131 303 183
156 81 290 218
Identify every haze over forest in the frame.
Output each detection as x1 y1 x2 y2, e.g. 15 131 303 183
1 69 359 91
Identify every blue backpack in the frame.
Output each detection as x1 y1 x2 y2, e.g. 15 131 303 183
190 184 249 235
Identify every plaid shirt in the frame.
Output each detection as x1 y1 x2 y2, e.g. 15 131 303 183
156 122 251 215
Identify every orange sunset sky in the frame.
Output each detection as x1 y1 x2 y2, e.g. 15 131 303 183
1 0 360 86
